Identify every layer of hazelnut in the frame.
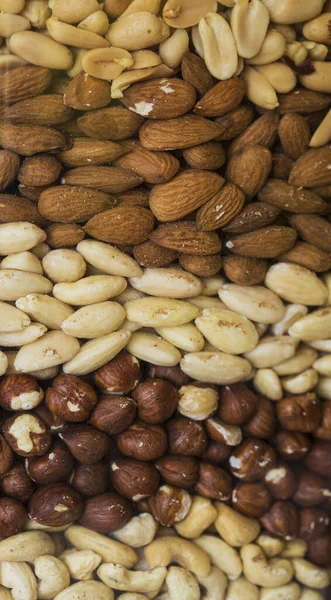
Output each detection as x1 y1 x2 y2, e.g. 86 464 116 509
0 463 34 503
276 393 321 433
273 430 311 461
299 507 330 542
149 485 192 526
79 492 132 533
94 350 141 394
69 461 109 497
59 424 110 464
146 364 191 387
116 421 167 462
218 383 258 425
202 441 231 465
0 497 27 537
3 412 52 457
155 455 199 489
110 458 160 501
205 417 242 446
244 396 276 439
305 440 331 477
314 401 331 440
46 374 97 422
131 378 179 424
25 440 74 485
232 482 272 518
195 462 232 501
166 418 208 456
89 395 136 435
293 470 331 507
260 500 299 540
0 374 43 412
0 434 13 477
28 482 83 527
229 439 277 482
308 534 331 567
264 463 297 500
34 404 67 432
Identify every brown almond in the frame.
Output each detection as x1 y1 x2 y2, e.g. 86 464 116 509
289 147 331 188
223 255 268 286
39 186 116 223
194 78 246 118
46 223 85 248
258 179 329 214
121 78 196 120
0 95 75 126
196 183 245 232
57 137 126 167
304 108 329 133
150 221 222 256
50 75 70 96
139 115 223 151
312 184 331 199
0 194 48 227
278 113 310 160
0 122 70 156
226 226 297 258
181 52 214 98
228 111 279 158
18 183 50 203
224 201 281 234
183 142 226 171
179 253 222 277
0 65 52 106
78 107 144 140
64 73 111 111
289 214 331 253
114 140 180 184
116 188 150 209
18 154 62 187
226 145 272 200
280 241 331 273
133 240 178 268
278 88 331 114
61 166 143 194
57 119 82 138
0 150 20 192
271 153 294 180
149 170 224 222
214 104 254 142
84 206 155 245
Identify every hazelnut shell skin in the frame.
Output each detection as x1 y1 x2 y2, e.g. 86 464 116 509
146 364 191 387
202 441 231 465
110 458 160 501
156 455 199 489
149 485 191 526
131 378 179 424
229 439 277 482
166 418 208 456
244 396 276 439
260 501 299 540
79 492 132 533
264 463 297 500
314 401 331 440
218 383 258 425
232 482 272 518
28 483 83 527
308 535 331 567
25 441 74 485
3 412 52 457
299 507 330 542
273 430 311 461
89 395 136 435
46 374 97 422
0 374 43 411
116 421 167 462
69 462 109 497
305 440 331 477
59 425 110 464
195 462 232 501
276 393 321 433
35 404 66 433
0 434 14 477
292 470 330 507
0 463 34 503
94 350 141 394
0 497 27 537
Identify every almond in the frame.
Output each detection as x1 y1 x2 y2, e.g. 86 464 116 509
150 221 222 255
226 145 272 200
196 182 245 231
258 178 329 213
39 186 116 224
61 166 143 193
84 206 155 245
18 183 49 202
114 140 180 184
228 111 279 157
223 255 268 286
289 147 331 188
224 201 281 234
278 88 331 114
289 214 331 253
78 106 144 140
194 78 246 118
179 253 222 277
280 241 331 273
18 154 62 187
116 188 149 208
181 52 214 97
0 149 20 191
57 118 82 137
0 194 47 226
0 65 51 105
278 113 311 160
133 240 178 268
64 72 111 111
214 104 254 142
149 170 224 222
57 137 126 167
183 141 226 171
0 122 70 156
139 115 223 150
46 223 85 248
226 226 297 258
121 77 196 119
271 153 294 180
0 94 75 126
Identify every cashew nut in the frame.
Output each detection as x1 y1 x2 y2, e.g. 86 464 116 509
196 566 228 600
241 544 294 588
59 548 102 581
166 567 200 600
0 532 55 563
34 555 70 600
299 590 325 600
118 596 149 600
64 526 137 568
260 582 301 600
194 536 242 579
292 559 330 590
144 537 211 579
97 564 167 597
225 576 259 600
24 519 69 533
257 535 285 558
112 514 158 548
281 539 307 559
0 562 37 600
214 503 260 547
174 496 217 539
53 581 114 600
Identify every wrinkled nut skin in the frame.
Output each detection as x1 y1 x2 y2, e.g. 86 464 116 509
0 497 27 538
0 463 34 503
315 401 331 440
293 470 331 507
146 364 191 388
35 404 67 433
264 463 297 500
260 500 300 541
244 396 276 439
0 374 43 411
46 374 97 422
89 395 137 435
299 507 330 542
273 430 311 461
305 440 331 477
195 462 232 501
218 383 258 425
116 421 167 461
155 455 199 489
3 412 52 457
79 492 132 533
229 438 277 482
110 458 160 501
25 440 74 484
0 434 14 477
28 482 83 527
232 482 272 518
69 461 109 497
149 484 191 526
276 393 321 433
131 378 179 424
94 350 141 394
202 441 231 464
166 418 208 456
59 424 110 464
308 534 331 567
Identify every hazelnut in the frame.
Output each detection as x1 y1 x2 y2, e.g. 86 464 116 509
299 507 330 542
3 412 52 457
156 455 199 489
69 461 109 497
131 379 178 424
46 374 97 422
149 485 192 526
116 421 167 462
178 384 218 421
35 404 66 432
305 440 331 477
0 464 34 503
195 462 232 501
314 401 331 440
308 535 331 567
273 430 311 461
166 418 208 456
0 374 43 411
25 441 74 484
218 383 258 425
264 463 297 500
29 483 83 527
202 441 231 465
89 395 136 435
110 458 160 501
244 396 276 439
94 350 141 394
293 470 331 507
59 425 110 464
146 364 191 387
79 492 132 533
0 434 13 477
232 482 272 518
276 393 321 433
0 497 27 537
205 417 242 446
229 439 277 482
260 501 299 540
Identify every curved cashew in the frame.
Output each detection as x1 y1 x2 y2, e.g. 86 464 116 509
281 539 307 559
174 497 217 539
64 526 137 568
133 548 152 572
292 559 330 590
260 582 301 600
117 595 149 600
112 514 158 548
34 555 70 600
0 532 55 563
214 503 260 547
240 545 293 588
0 562 37 600
165 567 200 600
97 564 167 597
59 549 101 581
225 576 259 600
196 566 227 600
194 536 242 579
144 537 211 578
257 535 285 558
0 586 13 600
299 590 325 600
53 581 114 600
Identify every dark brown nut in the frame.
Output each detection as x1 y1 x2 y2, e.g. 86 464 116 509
0 464 34 503
79 492 132 533
299 507 330 542
156 455 199 489
308 535 331 567
89 395 136 435
46 223 85 248
0 497 27 537
25 441 74 485
314 401 331 440
305 440 331 477
0 434 13 477
195 462 232 501
232 482 272 518
59 425 110 464
34 404 67 433
202 441 231 465
69 462 109 497
117 421 167 462
292 470 331 507
229 439 277 482
218 383 258 425
271 152 294 180
94 350 141 394
45 374 97 422
131 378 179 424
264 463 297 500
18 154 62 187
260 501 299 540
273 430 311 461
146 364 191 388
3 412 52 457
166 418 208 456
244 396 276 439
0 374 43 411
276 393 321 433
28 483 83 527
149 485 192 527
205 417 243 447
110 458 160 501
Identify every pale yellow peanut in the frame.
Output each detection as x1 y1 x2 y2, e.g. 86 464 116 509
110 65 164 99
14 331 80 372
271 304 308 336
286 41 308 65
244 335 298 369
47 17 109 48
1 252 43 275
77 240 142 278
8 31 73 70
16 294 74 330
265 263 328 306
53 275 127 306
0 323 47 348
242 65 279 109
42 250 86 283
199 12 238 80
201 276 225 297
31 243 51 260
274 345 318 376
231 0 269 59
303 13 331 44
316 376 331 400
253 368 283 400
314 354 331 376
195 308 258 355
159 29 189 69
129 268 202 298
82 47 133 80
63 330 130 375
191 25 204 59
302 40 328 61
180 351 251 384
106 12 170 50
301 61 331 93
0 270 52 302
308 339 331 352
281 368 319 394
310 108 331 147
78 11 110 35
61 302 126 338
121 0 160 16
0 222 46 255
52 0 101 24
0 302 30 333
255 62 296 93
260 0 325 24
67 48 88 78
289 307 331 341
0 54 27 73
219 284 285 324
0 0 25 13
163 0 218 28
0 14 30 36
126 332 181 366
0 351 7 376
322 272 331 306
188 296 228 311
246 29 286 65
270 24 296 42
131 50 162 69
125 297 199 328
22 0 51 29
155 323 205 352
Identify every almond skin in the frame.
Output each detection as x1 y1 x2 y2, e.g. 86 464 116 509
278 113 310 160
289 147 331 188
39 186 116 223
121 78 196 119
78 106 144 140
226 226 297 258
133 240 178 268
278 88 331 114
150 221 222 256
64 72 111 111
280 241 331 273
214 104 254 142
139 115 223 151
271 153 294 180
18 183 50 202
0 122 70 156
0 150 20 191
0 94 75 126
18 154 62 187
114 140 180 184
258 179 329 213
57 137 126 167
61 166 143 194
183 142 226 171
46 223 85 248
84 206 155 245
116 188 149 209
179 254 222 277
223 255 268 286
196 182 245 231
0 194 48 227
194 78 246 118
289 214 331 253
226 145 272 200
228 111 279 157
224 201 281 234
181 52 214 97
0 65 52 106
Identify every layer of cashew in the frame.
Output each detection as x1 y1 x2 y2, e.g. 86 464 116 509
53 581 114 600
260 582 301 600
0 561 37 600
197 566 228 600
240 544 294 588
64 526 137 567
225 576 259 600
144 537 211 579
112 514 158 548
281 539 308 559
292 559 330 589
165 566 200 600
194 535 242 579
175 496 217 539
34 555 70 600
214 503 260 547
256 535 285 558
97 564 167 597
59 549 102 581
0 532 55 563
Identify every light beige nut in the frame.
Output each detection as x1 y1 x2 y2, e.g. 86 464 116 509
260 583 301 600
0 302 30 333
253 368 283 401
117 596 148 600
0 323 47 348
0 0 25 13
0 54 28 73
14 331 80 373
162 0 217 29
8 31 73 70
180 351 251 384
53 275 127 306
231 0 269 58
270 24 296 42
65 526 137 568
131 50 162 70
300 61 331 93
47 16 109 48
310 108 331 148
63 329 130 375
0 223 46 256
34 555 70 600
0 351 8 376
265 263 328 306
155 323 205 353
53 581 114 600
195 308 258 355
0 532 55 563
16 294 74 330
281 368 319 394
314 354 331 376
0 562 37 600
0 270 52 302
188 296 227 311
219 284 285 324
226 577 259 600
292 559 330 589
241 544 293 587
66 48 88 78
303 13 331 44
271 304 308 336
77 240 142 278
21 0 51 29
61 301 125 339
42 250 86 283
285 41 308 65
255 62 296 93
281 539 307 559
1 252 43 275
125 297 199 328
144 536 211 578
191 25 204 59
174 496 217 539
214 503 260 547
165 567 200 600
31 244 51 260
244 336 298 369
246 28 286 65
177 385 218 420
302 40 328 61
256 535 285 558
308 339 331 352
59 549 101 581
82 47 134 80
129 268 202 298
126 332 181 366
194 535 242 578
112 514 157 549
52 0 101 24
242 65 279 110
0 13 30 36
114 286 145 305
0 585 13 600
110 64 174 99
323 272 331 305
260 0 325 24
196 566 227 600
315 376 331 400
106 12 170 50
201 276 226 297
289 307 331 341
199 12 238 80
159 29 189 69
299 591 324 600
97 564 167 595
274 345 318 376
78 10 110 35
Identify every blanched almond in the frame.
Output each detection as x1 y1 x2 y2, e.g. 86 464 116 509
63 330 130 375
155 323 204 352
195 308 258 355
129 267 202 298
180 352 251 384
282 369 318 395
42 249 86 283
0 270 52 301
61 302 126 338
0 323 47 347
271 304 308 336
289 307 331 341
244 335 298 368
53 275 127 306
274 345 318 376
219 283 285 324
0 350 7 376
14 331 80 372
16 294 74 330
126 332 181 366
188 296 228 311
199 12 238 80
253 368 282 400
0 252 42 275
0 222 46 255
125 297 199 327
0 302 30 333
77 240 142 278
265 262 328 306
313 355 331 376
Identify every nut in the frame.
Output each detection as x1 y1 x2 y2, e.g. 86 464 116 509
0 463 34 503
0 374 43 411
69 462 109 497
195 462 232 501
315 401 331 440
110 458 160 501
264 463 297 500
178 383 218 421
0 497 27 537
218 383 258 425
149 485 192 526
205 417 243 446
307 535 331 567
116 421 167 461
25 440 74 484
46 374 97 422
166 418 208 456
90 395 137 435
273 430 311 461
244 396 276 439
79 492 133 533
146 364 191 388
3 412 52 457
202 441 231 465
0 434 13 477
232 482 272 518
276 393 321 432
59 425 110 464
94 350 141 394
260 501 299 540
34 404 66 433
229 439 277 482
293 470 331 507
299 507 329 542
131 378 178 424
29 483 83 527
155 455 198 490
305 440 331 476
